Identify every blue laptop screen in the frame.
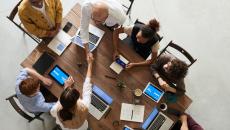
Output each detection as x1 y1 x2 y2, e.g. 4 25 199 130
141 107 159 129
49 66 69 86
144 83 164 102
92 85 113 105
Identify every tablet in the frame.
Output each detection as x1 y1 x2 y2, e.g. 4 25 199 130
49 65 69 86
143 82 164 103
123 125 134 130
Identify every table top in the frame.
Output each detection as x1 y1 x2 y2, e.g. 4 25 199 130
21 3 192 130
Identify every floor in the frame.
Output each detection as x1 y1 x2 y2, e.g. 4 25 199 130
0 0 230 130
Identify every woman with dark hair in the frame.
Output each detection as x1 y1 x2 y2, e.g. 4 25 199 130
113 18 160 69
51 54 94 130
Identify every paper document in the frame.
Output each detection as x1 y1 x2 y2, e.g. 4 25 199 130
110 55 129 74
120 103 145 122
48 30 71 55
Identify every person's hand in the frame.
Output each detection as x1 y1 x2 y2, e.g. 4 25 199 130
46 30 57 37
158 78 170 91
87 52 94 64
180 114 188 121
64 76 75 89
42 77 53 86
126 63 135 69
113 50 119 61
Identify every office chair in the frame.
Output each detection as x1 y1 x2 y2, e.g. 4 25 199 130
5 94 44 122
122 0 135 15
7 0 42 44
158 41 197 67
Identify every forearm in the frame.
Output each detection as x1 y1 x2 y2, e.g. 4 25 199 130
132 59 153 67
25 67 46 81
86 63 93 78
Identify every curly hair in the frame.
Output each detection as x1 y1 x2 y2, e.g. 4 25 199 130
19 78 40 96
168 59 188 79
140 18 160 39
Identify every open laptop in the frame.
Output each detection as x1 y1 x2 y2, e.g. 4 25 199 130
142 107 174 130
72 24 105 52
89 85 113 120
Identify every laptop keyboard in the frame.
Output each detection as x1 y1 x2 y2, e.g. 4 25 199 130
91 94 107 112
89 32 99 45
148 114 166 130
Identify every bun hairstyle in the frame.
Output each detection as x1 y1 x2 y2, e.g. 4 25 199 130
59 87 80 121
140 18 160 39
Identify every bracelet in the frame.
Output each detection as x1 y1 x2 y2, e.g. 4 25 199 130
156 76 161 80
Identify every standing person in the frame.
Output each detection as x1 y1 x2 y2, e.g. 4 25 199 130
18 0 63 38
15 67 55 113
80 0 126 57
113 19 160 69
51 54 94 130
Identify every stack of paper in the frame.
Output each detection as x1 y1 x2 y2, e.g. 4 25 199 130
120 103 145 122
110 55 129 74
48 30 71 55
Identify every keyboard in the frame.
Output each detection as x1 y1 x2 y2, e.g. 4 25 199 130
91 94 107 112
148 114 166 130
77 32 99 45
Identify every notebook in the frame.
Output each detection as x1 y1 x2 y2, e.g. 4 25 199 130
110 55 129 74
32 52 54 75
120 103 145 122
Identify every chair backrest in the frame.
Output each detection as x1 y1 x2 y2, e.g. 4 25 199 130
134 19 163 42
122 0 134 15
7 0 41 44
5 94 43 122
158 41 197 67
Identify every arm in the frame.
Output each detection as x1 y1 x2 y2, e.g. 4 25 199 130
55 0 63 27
112 27 124 60
18 10 48 37
180 114 189 130
25 67 52 86
82 54 94 107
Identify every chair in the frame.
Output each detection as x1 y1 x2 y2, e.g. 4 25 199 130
122 0 135 15
7 0 42 44
5 94 44 122
158 41 197 67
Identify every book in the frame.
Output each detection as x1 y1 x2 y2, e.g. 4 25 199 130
120 103 145 122
110 55 129 74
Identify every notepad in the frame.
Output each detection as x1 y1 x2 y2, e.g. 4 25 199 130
110 55 129 74
120 103 145 122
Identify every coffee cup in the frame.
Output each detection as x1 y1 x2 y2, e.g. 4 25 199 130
133 88 142 104
160 103 167 111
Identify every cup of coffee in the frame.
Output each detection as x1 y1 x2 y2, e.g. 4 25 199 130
160 103 167 111
133 88 142 104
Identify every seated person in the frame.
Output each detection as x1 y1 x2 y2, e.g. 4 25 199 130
151 54 188 95
50 54 94 129
18 0 63 38
80 0 126 56
171 113 204 130
113 19 160 69
15 67 55 113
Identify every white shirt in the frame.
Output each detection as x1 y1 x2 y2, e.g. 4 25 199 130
80 0 127 44
50 77 92 130
32 1 54 28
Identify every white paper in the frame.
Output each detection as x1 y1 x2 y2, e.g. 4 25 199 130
120 103 145 122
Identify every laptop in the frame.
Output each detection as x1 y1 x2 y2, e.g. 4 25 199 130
48 30 72 56
72 24 105 52
89 85 113 120
32 52 54 75
143 82 164 103
141 107 174 130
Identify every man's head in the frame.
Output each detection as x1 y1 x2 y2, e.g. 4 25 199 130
136 19 160 44
91 2 109 25
163 59 188 79
19 78 40 96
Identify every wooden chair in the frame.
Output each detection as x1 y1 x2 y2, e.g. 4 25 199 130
158 41 197 67
7 0 42 44
5 94 44 122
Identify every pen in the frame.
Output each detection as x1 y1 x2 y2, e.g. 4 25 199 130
131 110 133 120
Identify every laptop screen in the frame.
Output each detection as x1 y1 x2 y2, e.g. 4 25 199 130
49 65 69 86
141 107 158 129
143 83 164 102
92 85 113 105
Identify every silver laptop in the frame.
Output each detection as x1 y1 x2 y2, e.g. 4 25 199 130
72 24 105 52
142 107 174 130
89 85 113 120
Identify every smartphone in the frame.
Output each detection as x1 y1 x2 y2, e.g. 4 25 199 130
116 58 126 68
123 125 134 130
63 22 72 33
167 108 181 117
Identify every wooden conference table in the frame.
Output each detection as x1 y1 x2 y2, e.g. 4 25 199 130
21 4 192 130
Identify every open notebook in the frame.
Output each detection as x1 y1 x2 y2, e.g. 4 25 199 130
120 103 145 122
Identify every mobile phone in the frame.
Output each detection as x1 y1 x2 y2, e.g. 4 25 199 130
63 22 72 33
123 125 134 130
167 108 181 117
116 58 126 68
